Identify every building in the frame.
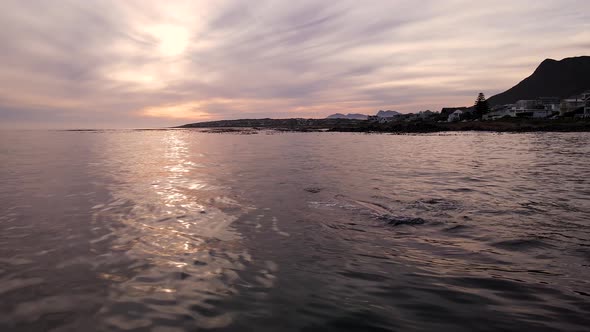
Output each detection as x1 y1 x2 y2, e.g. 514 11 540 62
368 110 402 123
560 97 585 116
483 104 515 120
441 107 468 118
368 115 397 124
537 97 560 113
447 110 463 122
513 99 555 118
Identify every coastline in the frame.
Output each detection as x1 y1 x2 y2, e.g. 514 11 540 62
177 118 590 133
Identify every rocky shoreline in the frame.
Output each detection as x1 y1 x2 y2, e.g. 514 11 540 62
177 118 590 133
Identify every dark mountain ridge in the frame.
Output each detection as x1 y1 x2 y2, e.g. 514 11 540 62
487 56 590 106
326 113 368 120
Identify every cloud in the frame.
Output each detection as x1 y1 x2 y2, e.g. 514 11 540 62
0 0 589 128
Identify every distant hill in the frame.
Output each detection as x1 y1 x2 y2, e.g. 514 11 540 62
326 111 401 119
487 56 590 106
377 111 401 118
376 110 400 117
326 113 368 120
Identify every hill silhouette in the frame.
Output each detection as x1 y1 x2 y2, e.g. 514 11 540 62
488 56 590 106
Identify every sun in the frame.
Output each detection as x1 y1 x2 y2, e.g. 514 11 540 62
147 24 190 57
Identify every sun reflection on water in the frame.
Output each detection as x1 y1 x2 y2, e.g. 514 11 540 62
91 131 254 329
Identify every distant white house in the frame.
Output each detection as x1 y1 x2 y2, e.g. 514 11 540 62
370 116 396 124
483 104 515 120
368 110 401 123
447 110 463 122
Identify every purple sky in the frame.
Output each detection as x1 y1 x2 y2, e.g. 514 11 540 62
1 0 589 128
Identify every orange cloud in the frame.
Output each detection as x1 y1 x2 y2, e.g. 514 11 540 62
140 101 214 120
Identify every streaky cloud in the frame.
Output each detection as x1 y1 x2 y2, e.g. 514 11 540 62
0 0 588 128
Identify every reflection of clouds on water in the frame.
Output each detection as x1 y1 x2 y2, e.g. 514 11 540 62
3 130 590 331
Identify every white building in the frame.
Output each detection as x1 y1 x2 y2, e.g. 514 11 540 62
447 110 463 122
483 105 515 120
513 100 554 118
368 115 396 124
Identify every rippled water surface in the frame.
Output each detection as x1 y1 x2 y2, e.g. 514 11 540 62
1 130 589 331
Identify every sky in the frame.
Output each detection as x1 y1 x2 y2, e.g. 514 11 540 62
0 0 589 129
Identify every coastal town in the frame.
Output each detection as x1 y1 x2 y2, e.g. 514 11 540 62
364 89 590 124
178 90 590 133
180 56 590 132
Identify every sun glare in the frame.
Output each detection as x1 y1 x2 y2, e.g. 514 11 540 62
141 102 211 120
147 24 190 57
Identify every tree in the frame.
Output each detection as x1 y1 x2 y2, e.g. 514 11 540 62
473 92 490 119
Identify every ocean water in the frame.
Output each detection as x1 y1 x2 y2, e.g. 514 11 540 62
0 129 589 331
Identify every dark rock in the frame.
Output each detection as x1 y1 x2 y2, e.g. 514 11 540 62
378 215 426 226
